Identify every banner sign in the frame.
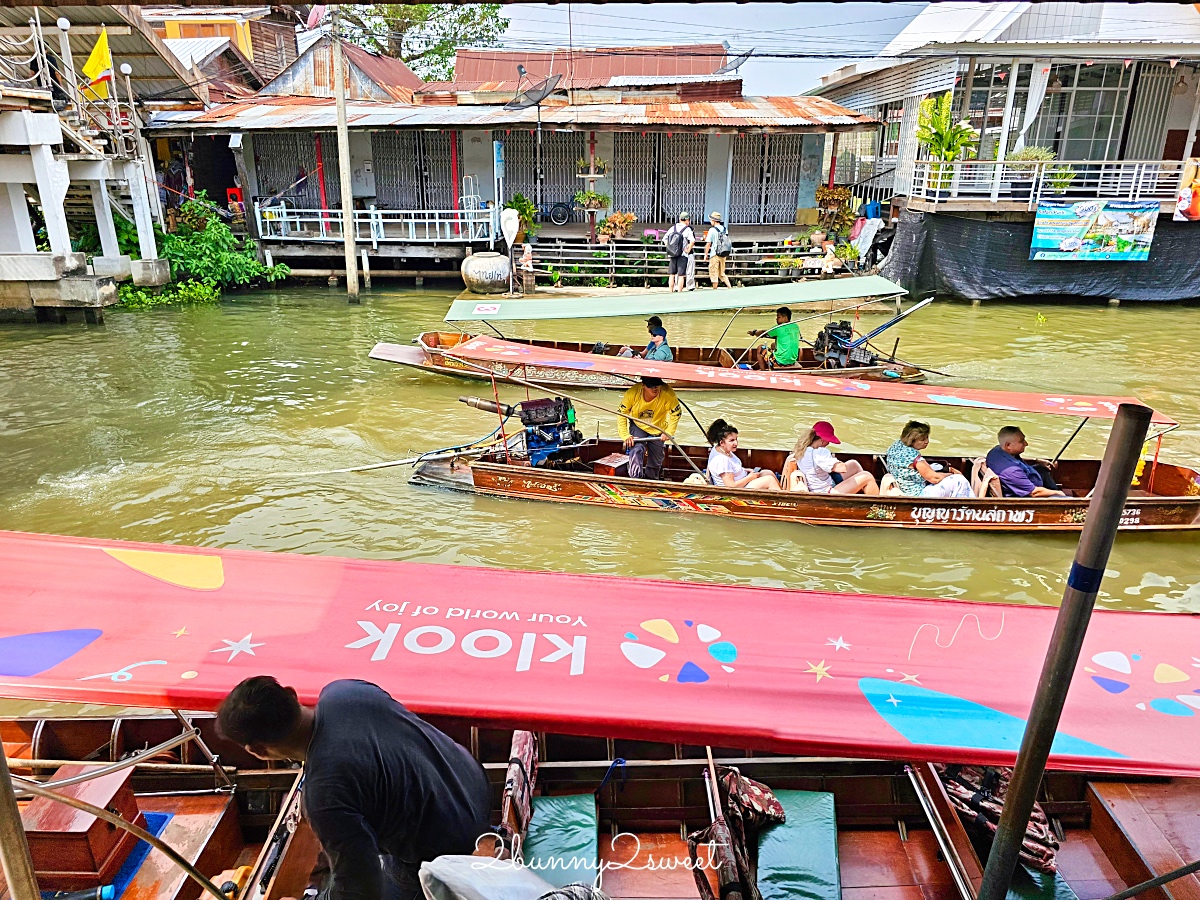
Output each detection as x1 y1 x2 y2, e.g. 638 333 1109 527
7 530 1200 776
1030 200 1160 261
1174 159 1199 222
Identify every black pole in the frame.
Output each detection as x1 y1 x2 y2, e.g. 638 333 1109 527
976 403 1152 900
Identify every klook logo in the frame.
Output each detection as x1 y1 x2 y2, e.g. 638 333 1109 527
619 618 737 683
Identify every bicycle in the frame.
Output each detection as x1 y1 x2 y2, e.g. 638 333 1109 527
537 199 573 227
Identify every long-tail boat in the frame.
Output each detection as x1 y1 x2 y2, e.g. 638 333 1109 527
404 338 1198 532
371 278 931 389
3 532 1200 900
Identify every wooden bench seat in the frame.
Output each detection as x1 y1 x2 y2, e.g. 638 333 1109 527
1089 781 1200 900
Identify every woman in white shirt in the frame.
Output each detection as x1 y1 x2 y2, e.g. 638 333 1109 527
705 419 781 491
782 421 879 495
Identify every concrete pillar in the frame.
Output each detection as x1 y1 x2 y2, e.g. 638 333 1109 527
122 159 158 260
0 183 36 253
29 143 70 255
703 134 732 220
89 179 120 258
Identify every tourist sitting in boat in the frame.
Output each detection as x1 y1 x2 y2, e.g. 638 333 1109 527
706 418 781 490
985 426 1066 498
618 376 682 480
747 307 801 369
884 421 973 499
619 317 673 361
217 676 492 900
782 421 879 495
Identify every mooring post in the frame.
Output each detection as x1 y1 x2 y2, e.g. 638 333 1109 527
0 745 40 900
331 10 359 304
975 403 1152 900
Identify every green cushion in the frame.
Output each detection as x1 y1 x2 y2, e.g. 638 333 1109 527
1006 865 1079 900
757 790 841 900
522 794 599 889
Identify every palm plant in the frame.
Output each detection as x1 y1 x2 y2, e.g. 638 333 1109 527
916 91 980 191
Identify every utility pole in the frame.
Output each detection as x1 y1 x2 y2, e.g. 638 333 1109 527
975 403 1152 900
332 10 359 303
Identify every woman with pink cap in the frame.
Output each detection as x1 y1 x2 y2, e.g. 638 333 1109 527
783 421 879 495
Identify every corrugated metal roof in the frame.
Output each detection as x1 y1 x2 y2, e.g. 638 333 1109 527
148 94 876 132
140 6 274 21
0 5 203 102
341 41 422 94
455 44 726 83
417 72 741 94
163 36 230 68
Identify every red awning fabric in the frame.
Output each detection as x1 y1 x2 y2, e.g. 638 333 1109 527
442 337 1178 425
2 531 1199 777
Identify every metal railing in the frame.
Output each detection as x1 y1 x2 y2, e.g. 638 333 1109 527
844 167 896 209
529 239 839 288
910 159 1186 209
255 203 497 246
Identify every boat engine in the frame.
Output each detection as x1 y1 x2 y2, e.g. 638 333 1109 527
813 320 877 368
460 396 585 467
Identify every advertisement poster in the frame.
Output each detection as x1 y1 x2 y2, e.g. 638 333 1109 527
1174 158 1199 222
1029 200 1160 261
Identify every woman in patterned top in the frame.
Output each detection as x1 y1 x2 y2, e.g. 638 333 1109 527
884 421 973 499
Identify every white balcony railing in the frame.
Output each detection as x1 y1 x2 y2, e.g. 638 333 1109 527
254 203 497 247
910 159 1186 209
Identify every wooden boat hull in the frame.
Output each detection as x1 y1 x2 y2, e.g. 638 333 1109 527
413 443 1200 532
374 331 927 389
7 712 1200 900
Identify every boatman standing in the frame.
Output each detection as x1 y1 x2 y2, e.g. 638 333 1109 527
618 376 682 480
217 677 492 900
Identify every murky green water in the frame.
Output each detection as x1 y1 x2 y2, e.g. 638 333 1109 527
2 288 1199 615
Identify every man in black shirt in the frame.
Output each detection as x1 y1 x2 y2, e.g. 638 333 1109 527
217 677 493 900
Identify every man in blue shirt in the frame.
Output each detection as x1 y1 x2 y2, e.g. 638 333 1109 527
985 426 1066 498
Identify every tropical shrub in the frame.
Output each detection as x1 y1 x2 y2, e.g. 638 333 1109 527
161 191 288 289
917 91 979 189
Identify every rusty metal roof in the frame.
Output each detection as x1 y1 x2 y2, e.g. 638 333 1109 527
455 44 726 82
0 5 204 102
416 73 741 94
148 93 877 132
341 41 422 95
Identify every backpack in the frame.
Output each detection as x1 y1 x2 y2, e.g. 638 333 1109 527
712 224 733 258
663 225 687 258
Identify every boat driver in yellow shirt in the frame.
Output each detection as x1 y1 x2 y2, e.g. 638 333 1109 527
617 376 682 480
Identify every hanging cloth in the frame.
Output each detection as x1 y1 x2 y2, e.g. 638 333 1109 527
1015 60 1054 152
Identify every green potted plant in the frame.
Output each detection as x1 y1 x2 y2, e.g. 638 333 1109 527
1004 145 1055 200
601 211 637 239
576 157 610 176
504 194 540 242
1046 162 1077 195
574 189 611 211
834 242 860 267
916 90 979 198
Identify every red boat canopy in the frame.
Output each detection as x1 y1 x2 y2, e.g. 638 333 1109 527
2 531 1200 777
442 336 1178 425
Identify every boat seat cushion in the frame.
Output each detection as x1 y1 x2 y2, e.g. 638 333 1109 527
521 793 599 888
756 789 840 900
1006 864 1079 900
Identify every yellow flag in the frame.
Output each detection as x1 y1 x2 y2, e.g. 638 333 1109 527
81 25 113 101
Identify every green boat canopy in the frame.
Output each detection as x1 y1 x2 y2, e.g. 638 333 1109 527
443 276 906 322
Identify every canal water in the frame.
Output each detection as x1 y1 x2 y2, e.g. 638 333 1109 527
2 287 1199 621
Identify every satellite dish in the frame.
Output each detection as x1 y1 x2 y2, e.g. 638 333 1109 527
505 73 564 111
715 49 753 75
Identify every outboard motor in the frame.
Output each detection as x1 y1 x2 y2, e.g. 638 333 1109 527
813 320 877 368
461 396 584 467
